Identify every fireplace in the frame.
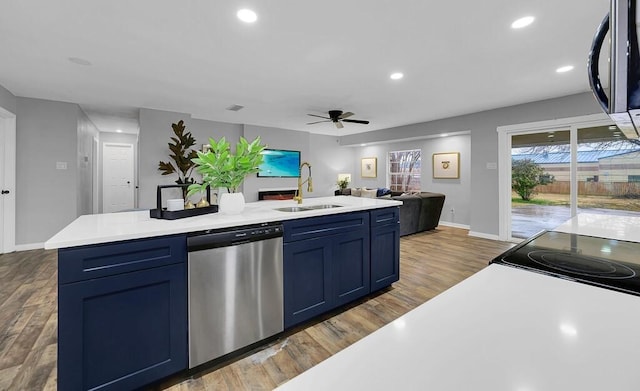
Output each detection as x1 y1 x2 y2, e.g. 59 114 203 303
258 188 297 200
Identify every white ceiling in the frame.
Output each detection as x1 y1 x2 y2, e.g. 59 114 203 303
0 1 610 135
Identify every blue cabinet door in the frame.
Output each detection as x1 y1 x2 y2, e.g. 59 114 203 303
283 237 333 328
370 222 400 291
58 263 187 391
333 229 370 307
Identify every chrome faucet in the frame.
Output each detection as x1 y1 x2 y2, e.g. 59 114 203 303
294 162 313 204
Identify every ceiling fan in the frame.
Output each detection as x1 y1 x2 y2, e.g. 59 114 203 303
307 110 370 129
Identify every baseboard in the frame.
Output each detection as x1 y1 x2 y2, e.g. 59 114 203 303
438 221 470 230
15 242 45 252
468 231 501 241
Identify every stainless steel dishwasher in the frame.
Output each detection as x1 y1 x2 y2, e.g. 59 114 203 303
187 222 284 368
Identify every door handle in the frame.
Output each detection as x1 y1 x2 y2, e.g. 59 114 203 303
588 13 610 112
127 181 131 184
1 190 9 194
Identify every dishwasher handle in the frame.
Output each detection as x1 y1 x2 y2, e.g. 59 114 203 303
187 224 283 252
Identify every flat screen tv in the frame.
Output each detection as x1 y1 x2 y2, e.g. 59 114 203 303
258 149 300 177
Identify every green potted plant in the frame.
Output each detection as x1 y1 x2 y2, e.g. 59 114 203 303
187 136 266 214
158 120 198 200
337 177 350 190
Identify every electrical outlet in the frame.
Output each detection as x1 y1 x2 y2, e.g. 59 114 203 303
450 207 455 213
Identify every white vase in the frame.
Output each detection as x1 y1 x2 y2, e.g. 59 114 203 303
219 192 245 214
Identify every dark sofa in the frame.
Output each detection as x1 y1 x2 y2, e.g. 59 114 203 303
335 189 445 236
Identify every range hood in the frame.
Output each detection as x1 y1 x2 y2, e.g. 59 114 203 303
588 0 640 139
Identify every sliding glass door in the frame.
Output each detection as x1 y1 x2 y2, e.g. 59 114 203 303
511 130 571 239
576 126 640 218
499 114 640 241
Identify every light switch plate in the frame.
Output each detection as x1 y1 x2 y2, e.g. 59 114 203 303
56 161 68 170
486 162 497 170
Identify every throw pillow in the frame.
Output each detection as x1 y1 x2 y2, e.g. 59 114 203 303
361 189 377 198
376 187 391 197
351 188 362 197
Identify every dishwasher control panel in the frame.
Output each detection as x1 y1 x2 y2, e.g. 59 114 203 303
187 222 283 251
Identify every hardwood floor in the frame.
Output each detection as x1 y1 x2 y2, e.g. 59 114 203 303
0 226 512 391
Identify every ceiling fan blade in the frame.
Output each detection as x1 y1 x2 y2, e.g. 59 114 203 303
339 111 354 119
307 114 330 120
306 120 332 125
342 119 370 125
335 121 344 129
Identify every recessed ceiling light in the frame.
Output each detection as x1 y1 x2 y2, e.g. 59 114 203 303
116 129 123 133
68 57 92 66
390 72 404 80
440 133 448 137
361 143 367 147
556 65 574 73
511 16 535 29
237 9 257 23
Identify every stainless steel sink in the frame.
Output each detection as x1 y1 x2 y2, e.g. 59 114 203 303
274 206 311 212
304 204 343 210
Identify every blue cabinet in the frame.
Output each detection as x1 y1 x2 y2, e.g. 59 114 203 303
283 212 370 328
283 236 333 327
370 207 400 291
57 235 187 391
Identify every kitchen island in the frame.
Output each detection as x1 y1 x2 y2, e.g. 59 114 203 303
275 213 640 391
45 196 402 391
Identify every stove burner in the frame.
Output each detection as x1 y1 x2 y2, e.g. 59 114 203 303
527 250 636 279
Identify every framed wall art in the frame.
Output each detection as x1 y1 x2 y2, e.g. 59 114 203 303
432 152 460 179
361 157 377 178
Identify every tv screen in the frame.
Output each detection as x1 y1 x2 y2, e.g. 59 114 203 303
258 149 301 177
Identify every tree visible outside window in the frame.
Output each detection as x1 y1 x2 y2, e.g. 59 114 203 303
388 149 421 192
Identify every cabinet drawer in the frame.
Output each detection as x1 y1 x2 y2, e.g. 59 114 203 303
370 207 400 227
59 235 187 284
283 212 369 243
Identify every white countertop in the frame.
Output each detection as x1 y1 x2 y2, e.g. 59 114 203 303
554 212 640 242
44 196 401 249
276 212 640 391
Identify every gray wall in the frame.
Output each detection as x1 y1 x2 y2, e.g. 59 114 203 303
243 125 309 202
16 97 79 245
0 84 16 114
138 108 243 208
77 110 98 216
98 132 139 213
340 92 602 236
309 133 354 197
3 83 605 245
345 134 471 226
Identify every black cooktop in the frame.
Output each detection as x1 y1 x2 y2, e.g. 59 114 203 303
491 230 640 296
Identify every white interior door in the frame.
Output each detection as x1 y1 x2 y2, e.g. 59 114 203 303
103 143 134 213
0 107 16 254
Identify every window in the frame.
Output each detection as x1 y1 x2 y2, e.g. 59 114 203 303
388 149 421 192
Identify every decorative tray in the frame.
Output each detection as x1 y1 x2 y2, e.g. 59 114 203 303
149 184 218 220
